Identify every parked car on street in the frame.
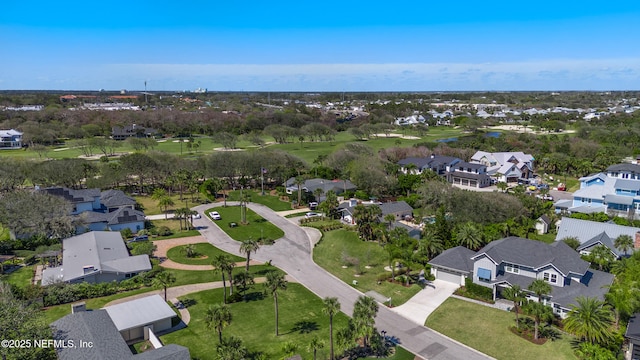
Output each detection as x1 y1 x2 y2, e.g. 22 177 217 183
209 211 221 220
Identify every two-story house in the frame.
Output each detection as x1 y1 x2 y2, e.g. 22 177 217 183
555 217 640 258
446 161 492 188
42 187 145 233
470 151 535 183
429 237 614 318
555 163 640 219
398 155 462 177
0 129 23 149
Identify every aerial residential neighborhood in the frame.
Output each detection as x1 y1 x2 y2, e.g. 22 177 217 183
2 89 640 360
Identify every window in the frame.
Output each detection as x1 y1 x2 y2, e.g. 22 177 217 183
477 268 492 282
505 263 520 274
543 272 557 284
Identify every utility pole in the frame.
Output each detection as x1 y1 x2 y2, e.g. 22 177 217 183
144 81 148 105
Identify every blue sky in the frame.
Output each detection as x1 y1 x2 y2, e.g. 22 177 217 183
2 1 640 91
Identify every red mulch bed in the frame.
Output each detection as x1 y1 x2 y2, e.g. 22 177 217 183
509 326 548 345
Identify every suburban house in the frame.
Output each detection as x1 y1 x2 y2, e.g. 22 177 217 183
111 124 159 140
555 163 640 219
42 187 145 233
104 295 179 342
284 177 357 201
397 155 461 176
535 215 552 235
338 199 415 236
447 161 492 188
626 313 640 360
51 309 190 360
429 237 614 317
470 151 535 183
555 217 640 258
42 231 151 285
0 129 23 149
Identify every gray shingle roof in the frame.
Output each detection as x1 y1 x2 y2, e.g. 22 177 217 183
101 190 137 208
626 313 640 341
81 208 145 226
379 201 413 216
284 178 357 193
576 232 623 257
428 246 476 273
555 217 640 246
43 187 100 203
51 310 190 360
607 163 640 173
473 237 590 276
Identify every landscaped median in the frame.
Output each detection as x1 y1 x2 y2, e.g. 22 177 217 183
205 206 285 243
312 229 421 306
167 243 244 265
426 297 577 360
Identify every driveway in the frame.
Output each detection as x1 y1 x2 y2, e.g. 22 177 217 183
191 202 492 360
390 280 459 325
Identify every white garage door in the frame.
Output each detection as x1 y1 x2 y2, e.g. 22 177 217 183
436 269 462 284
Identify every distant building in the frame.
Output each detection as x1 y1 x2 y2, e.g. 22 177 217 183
0 129 23 149
111 124 158 140
284 178 357 201
470 151 535 183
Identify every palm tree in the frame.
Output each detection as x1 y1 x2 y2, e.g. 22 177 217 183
528 279 552 304
523 300 554 340
205 303 232 343
212 254 234 303
239 238 259 272
264 271 287 336
281 341 298 359
496 181 508 193
614 234 634 256
384 242 400 279
564 296 614 345
313 187 324 203
605 282 638 329
294 176 305 207
216 336 247 360
589 244 616 271
322 297 341 360
307 336 325 360
456 222 483 250
182 244 197 258
384 214 395 230
352 296 378 348
152 271 176 301
502 285 525 329
158 196 175 220
416 230 444 260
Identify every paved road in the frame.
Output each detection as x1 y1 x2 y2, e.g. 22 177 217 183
192 203 492 360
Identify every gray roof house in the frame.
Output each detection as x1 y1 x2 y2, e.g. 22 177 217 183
428 246 476 285
338 200 413 225
42 231 151 285
51 309 190 360
429 237 614 318
397 155 461 176
555 217 640 258
626 313 640 360
104 295 179 342
111 124 159 141
101 189 138 212
284 178 357 201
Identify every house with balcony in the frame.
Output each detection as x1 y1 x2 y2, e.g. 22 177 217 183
0 129 23 149
555 163 640 219
429 237 614 318
42 187 144 233
446 161 492 188
470 151 535 183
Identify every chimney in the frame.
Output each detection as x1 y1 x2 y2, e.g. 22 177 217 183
71 302 86 313
635 232 640 249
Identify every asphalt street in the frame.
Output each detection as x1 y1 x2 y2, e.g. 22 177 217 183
192 202 493 360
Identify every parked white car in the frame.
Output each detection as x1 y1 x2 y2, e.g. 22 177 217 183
209 211 221 220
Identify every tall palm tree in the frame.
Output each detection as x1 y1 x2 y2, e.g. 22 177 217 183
239 238 259 273
264 271 287 336
605 282 638 329
352 296 378 348
322 297 341 360
307 336 325 360
528 279 552 304
294 176 305 207
205 303 232 343
152 271 176 301
564 296 614 345
456 222 483 250
158 196 175 220
589 244 615 271
212 254 234 303
384 214 396 230
502 285 525 329
614 234 634 256
523 300 554 340
417 229 444 260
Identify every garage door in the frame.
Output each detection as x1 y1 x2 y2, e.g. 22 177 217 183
436 269 462 285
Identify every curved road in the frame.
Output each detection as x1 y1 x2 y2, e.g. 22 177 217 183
192 202 492 360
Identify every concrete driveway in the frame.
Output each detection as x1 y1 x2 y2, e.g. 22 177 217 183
390 280 459 325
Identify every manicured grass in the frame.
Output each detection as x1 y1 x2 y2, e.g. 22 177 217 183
161 283 351 360
135 194 205 215
167 243 243 265
285 211 311 218
426 297 577 360
226 190 293 211
313 229 421 306
206 206 285 242
149 219 200 239
1 265 34 289
363 347 415 360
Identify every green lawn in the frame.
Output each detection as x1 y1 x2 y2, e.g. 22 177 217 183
1 265 34 289
161 283 351 360
226 190 293 211
426 297 577 360
206 206 285 242
149 219 200 239
166 243 244 265
135 194 205 215
313 229 421 306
